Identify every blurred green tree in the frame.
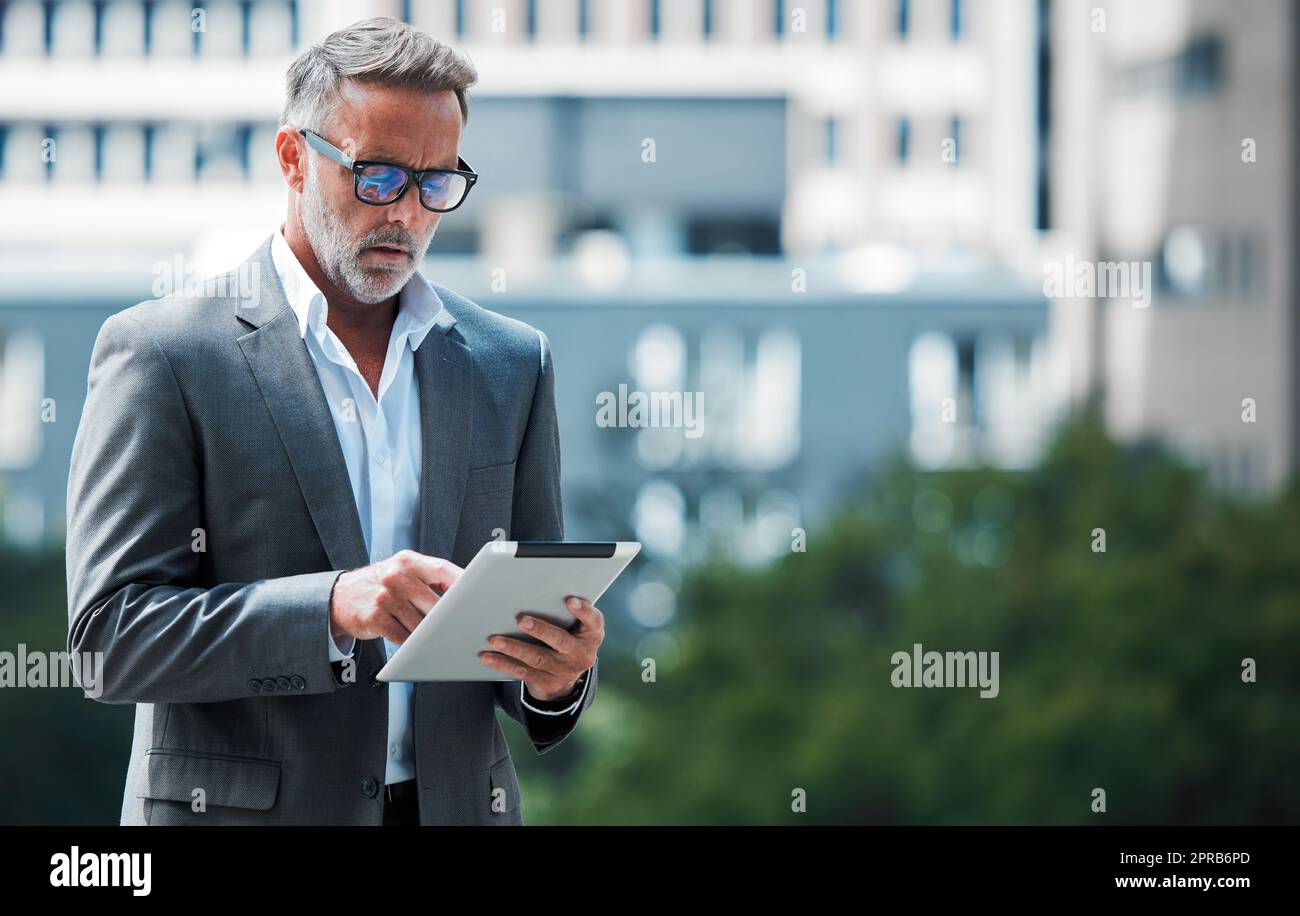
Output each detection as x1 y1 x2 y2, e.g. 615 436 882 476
513 417 1300 824
0 548 133 824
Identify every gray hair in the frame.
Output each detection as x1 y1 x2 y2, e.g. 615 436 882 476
281 16 478 132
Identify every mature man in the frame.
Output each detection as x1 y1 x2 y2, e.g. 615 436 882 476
65 17 602 826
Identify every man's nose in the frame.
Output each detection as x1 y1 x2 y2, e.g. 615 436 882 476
386 182 429 228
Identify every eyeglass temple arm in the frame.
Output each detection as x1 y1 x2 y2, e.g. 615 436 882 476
299 128 355 170
302 128 475 186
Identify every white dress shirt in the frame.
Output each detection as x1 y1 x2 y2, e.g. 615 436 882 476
269 227 586 786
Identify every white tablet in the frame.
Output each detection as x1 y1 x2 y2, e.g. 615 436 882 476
376 540 641 682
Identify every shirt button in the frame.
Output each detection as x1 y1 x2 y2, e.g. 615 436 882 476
390 742 400 759
361 776 378 798
374 450 388 465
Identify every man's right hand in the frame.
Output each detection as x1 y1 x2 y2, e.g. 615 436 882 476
329 549 463 645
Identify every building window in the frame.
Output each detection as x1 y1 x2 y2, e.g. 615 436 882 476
909 332 958 469
746 327 801 470
950 0 963 39
240 0 254 55
825 116 838 164
695 325 802 473
1217 235 1233 295
634 480 686 556
897 0 909 39
1180 34 1223 94
1239 234 1256 294
896 117 910 164
42 0 54 56
1157 225 1213 298
41 123 56 181
633 323 687 471
949 115 962 164
1035 0 1051 230
194 123 250 182
686 218 782 256
1120 33 1225 97
142 123 155 181
774 0 784 38
827 0 838 39
92 0 104 53
703 0 714 39
92 122 105 181
0 329 46 473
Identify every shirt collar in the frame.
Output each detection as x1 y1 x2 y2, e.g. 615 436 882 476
269 225 444 352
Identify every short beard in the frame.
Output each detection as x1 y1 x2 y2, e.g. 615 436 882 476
299 158 432 304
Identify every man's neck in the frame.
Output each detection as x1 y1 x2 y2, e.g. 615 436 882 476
281 219 398 340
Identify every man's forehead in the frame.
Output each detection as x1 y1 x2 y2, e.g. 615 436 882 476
334 79 461 126
330 88 461 167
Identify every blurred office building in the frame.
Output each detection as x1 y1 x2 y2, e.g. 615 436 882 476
1048 0 1298 493
7 0 1286 576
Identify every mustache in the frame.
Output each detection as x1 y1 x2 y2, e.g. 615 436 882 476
358 230 421 254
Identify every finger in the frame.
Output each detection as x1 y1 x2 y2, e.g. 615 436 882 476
389 597 425 637
563 596 605 636
477 651 535 681
487 635 561 675
395 569 441 616
403 551 463 593
380 617 412 645
515 614 581 655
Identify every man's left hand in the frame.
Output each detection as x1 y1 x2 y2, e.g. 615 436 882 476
479 596 604 700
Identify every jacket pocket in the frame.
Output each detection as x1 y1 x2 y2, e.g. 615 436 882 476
464 460 517 496
138 748 281 811
458 462 517 556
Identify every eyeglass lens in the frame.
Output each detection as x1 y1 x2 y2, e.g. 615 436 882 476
355 163 468 211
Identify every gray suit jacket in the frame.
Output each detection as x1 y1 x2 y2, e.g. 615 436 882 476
64 236 595 825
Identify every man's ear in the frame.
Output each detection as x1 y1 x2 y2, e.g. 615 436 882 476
275 127 307 193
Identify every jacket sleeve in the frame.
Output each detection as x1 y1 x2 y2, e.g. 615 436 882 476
493 329 598 752
65 312 352 705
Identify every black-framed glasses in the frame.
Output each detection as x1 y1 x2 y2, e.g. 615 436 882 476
298 128 478 213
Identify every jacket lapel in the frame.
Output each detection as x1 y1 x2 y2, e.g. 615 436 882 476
238 308 371 574
413 311 474 562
